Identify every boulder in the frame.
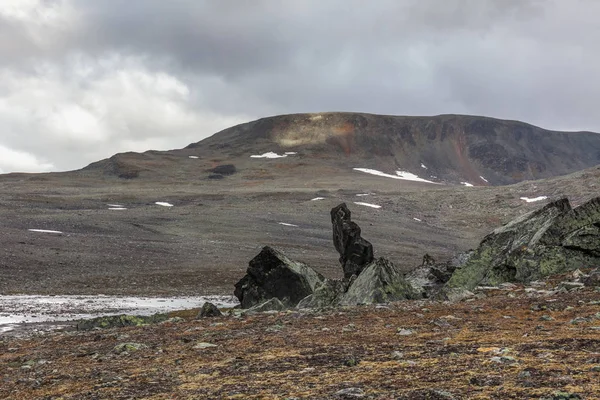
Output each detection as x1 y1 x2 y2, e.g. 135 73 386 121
406 252 472 298
234 246 325 309
331 203 374 278
297 279 350 309
584 269 600 287
340 258 421 305
445 197 600 292
197 302 223 318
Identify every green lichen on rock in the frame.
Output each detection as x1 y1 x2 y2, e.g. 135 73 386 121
77 313 169 331
340 257 421 305
113 342 148 354
445 196 600 293
297 279 349 309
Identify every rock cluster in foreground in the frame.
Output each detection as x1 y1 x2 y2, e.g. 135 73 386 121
234 197 600 310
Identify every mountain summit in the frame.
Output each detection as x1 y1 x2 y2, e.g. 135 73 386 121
87 113 600 186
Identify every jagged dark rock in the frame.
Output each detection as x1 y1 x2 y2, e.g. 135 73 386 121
331 203 374 278
197 302 223 318
444 197 600 292
233 246 325 309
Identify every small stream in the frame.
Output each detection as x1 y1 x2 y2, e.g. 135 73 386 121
0 295 239 336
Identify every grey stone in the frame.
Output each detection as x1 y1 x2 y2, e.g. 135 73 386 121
113 343 148 354
197 302 223 318
243 298 286 314
584 269 600 287
340 258 421 306
297 278 350 309
335 387 365 398
193 342 217 349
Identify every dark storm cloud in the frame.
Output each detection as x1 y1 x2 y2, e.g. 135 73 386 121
0 0 599 172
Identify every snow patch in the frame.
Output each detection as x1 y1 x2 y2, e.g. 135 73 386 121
28 229 63 234
278 222 298 227
311 197 325 201
353 168 437 184
413 218 422 222
284 152 297 155
155 202 173 207
480 176 488 183
250 152 288 159
356 193 370 197
520 196 548 203
461 182 474 187
108 207 127 210
188 156 199 159
354 202 381 209
421 163 428 169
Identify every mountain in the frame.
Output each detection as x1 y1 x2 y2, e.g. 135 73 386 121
1 113 599 296
84 112 600 185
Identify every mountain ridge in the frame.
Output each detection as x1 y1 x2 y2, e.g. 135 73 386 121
78 112 600 186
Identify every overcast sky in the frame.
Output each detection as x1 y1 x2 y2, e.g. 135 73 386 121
1 0 599 173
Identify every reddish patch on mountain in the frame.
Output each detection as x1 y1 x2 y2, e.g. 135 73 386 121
327 123 355 155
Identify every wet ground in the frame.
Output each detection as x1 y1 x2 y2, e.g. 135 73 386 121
0 295 238 336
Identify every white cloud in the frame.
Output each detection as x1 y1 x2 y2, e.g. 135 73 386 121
0 54 251 171
0 144 54 173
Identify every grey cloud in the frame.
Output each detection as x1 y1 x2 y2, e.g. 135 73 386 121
0 0 599 172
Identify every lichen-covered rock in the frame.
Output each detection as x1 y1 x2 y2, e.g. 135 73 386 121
197 302 223 318
445 197 600 292
234 246 325 309
297 279 350 309
77 313 168 331
340 258 421 305
113 342 148 354
331 203 374 278
406 252 472 298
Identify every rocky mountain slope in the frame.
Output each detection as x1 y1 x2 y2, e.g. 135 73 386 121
84 112 600 186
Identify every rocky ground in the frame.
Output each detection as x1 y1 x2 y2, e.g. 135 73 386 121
1 164 599 296
1 272 599 399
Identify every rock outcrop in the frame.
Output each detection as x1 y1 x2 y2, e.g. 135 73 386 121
405 252 472 298
234 198 600 309
331 203 374 278
445 197 600 292
234 246 325 309
340 257 421 305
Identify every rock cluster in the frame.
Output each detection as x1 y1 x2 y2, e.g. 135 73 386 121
235 204 420 309
233 197 600 310
444 197 600 293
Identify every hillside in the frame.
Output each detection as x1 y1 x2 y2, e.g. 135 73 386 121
84 113 600 186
